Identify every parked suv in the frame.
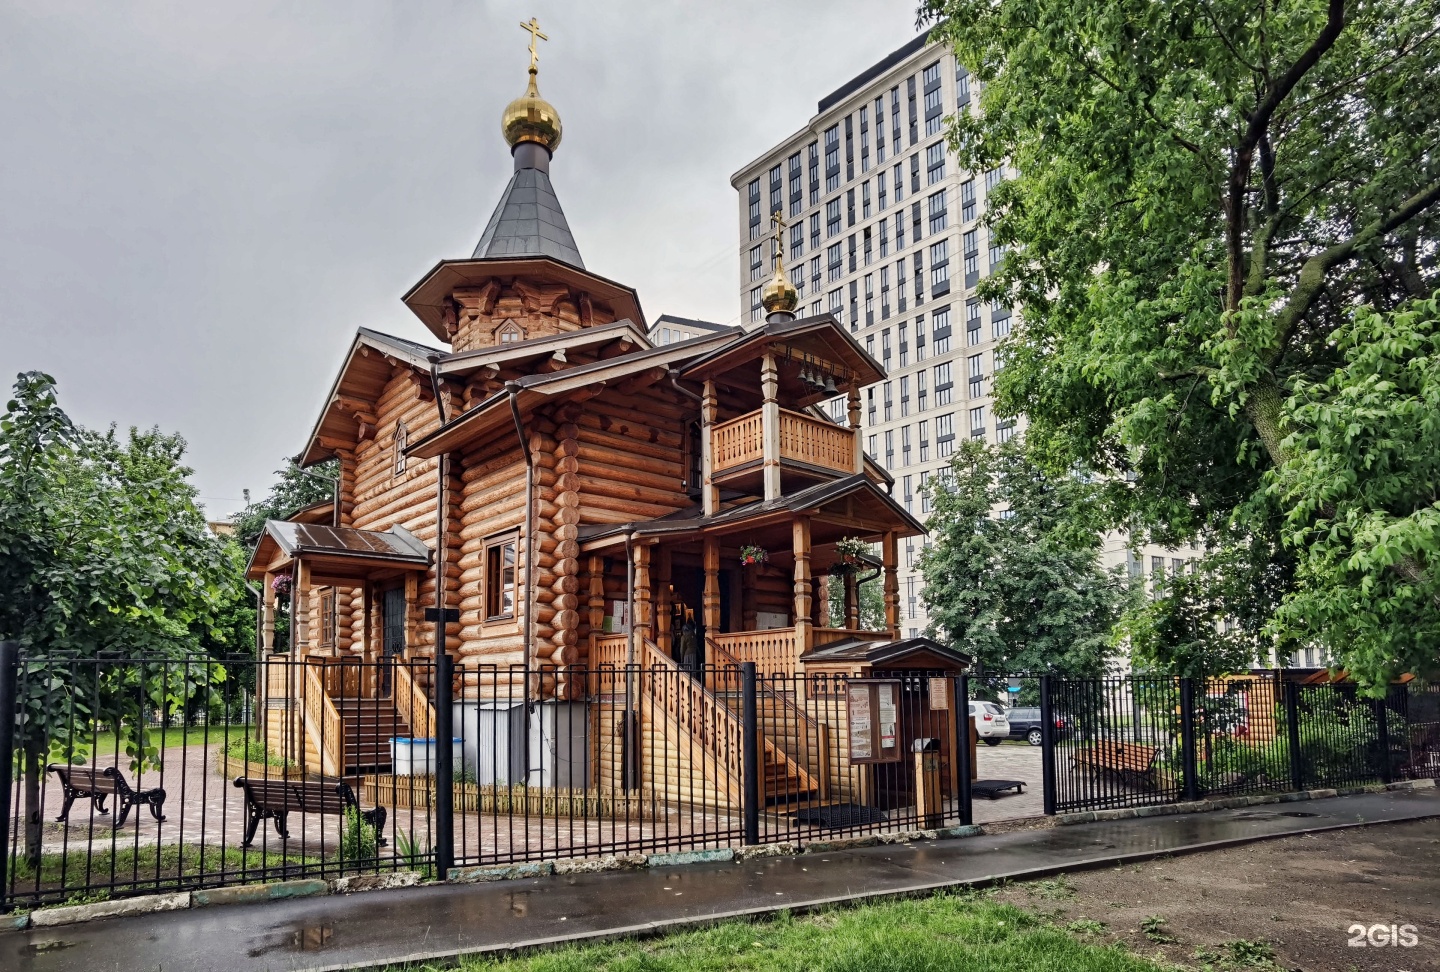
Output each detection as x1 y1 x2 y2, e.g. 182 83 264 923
1004 706 1070 746
969 701 1010 746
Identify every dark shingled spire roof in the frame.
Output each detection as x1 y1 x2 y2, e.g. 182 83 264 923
472 143 584 269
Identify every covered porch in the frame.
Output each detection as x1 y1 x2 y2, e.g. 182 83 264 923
580 474 922 678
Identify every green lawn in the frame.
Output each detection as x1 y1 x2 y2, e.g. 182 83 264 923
64 725 246 761
388 891 1165 972
11 842 321 903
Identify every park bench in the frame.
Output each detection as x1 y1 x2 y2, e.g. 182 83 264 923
233 777 386 848
1071 741 1160 790
48 764 167 828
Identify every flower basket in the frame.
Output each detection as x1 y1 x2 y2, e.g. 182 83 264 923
832 537 870 575
271 572 293 597
739 545 768 567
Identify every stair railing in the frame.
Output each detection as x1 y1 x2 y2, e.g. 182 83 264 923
301 661 344 777
708 637 825 789
393 660 437 740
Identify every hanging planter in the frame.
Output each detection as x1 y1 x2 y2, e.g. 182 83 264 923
739 545 768 567
832 537 870 575
271 572 294 596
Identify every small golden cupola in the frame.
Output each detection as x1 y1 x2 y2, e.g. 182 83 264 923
760 210 799 322
502 17 562 155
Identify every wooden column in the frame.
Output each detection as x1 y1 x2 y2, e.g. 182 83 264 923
811 574 827 627
632 542 652 654
261 572 277 653
295 559 312 656
701 379 719 516
882 531 900 638
844 573 859 630
761 352 781 500
587 555 606 657
793 516 812 657
655 546 673 656
848 386 864 473
360 582 374 697
702 538 721 636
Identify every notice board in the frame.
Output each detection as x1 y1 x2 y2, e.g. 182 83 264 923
846 678 902 764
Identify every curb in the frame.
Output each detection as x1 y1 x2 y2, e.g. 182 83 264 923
4 782 1431 932
1053 778 1434 826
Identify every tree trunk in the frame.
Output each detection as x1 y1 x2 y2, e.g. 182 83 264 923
1242 379 1291 467
24 742 42 868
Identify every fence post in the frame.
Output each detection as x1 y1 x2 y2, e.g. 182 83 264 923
954 674 972 826
1039 674 1057 815
0 642 16 911
1284 680 1304 792
1179 677 1201 802
1376 689 1394 785
434 652 455 880
741 661 760 845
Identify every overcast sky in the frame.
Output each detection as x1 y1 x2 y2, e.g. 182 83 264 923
0 0 925 516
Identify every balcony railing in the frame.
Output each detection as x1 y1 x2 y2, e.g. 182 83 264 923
711 408 855 478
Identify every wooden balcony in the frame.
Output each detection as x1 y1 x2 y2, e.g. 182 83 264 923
711 408 856 490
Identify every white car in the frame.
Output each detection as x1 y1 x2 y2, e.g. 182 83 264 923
969 701 1010 746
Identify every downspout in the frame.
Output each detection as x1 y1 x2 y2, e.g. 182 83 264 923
506 383 535 709
428 357 449 706
246 581 262 742
623 532 638 792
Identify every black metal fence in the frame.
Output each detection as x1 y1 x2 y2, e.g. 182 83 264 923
2 640 1427 911
1040 672 1417 814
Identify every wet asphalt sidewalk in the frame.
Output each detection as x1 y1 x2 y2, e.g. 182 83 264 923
5 788 1438 972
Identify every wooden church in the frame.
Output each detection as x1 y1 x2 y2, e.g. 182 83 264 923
247 31 970 807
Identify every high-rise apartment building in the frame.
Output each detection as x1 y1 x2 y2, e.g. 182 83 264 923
733 34 1204 642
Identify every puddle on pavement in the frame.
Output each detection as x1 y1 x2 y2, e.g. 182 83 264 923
1279 811 1319 817
29 940 76 953
247 923 334 957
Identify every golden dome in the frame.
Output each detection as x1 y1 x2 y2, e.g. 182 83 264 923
502 69 562 153
761 261 798 316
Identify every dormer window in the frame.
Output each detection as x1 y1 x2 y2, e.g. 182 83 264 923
496 321 524 344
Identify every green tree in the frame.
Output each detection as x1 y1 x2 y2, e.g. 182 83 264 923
229 456 337 545
1269 293 1440 680
0 372 235 863
827 572 886 630
918 440 1130 675
922 0 1440 686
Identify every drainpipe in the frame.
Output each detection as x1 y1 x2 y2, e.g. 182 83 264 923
246 581 262 741
506 383 535 709
623 532 638 792
428 358 450 700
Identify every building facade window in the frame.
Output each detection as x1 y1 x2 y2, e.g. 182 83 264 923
789 224 804 261
927 189 948 234
750 287 763 323
749 244 763 281
931 306 952 354
393 420 408 477
824 125 840 191
826 199 842 237
968 352 984 398
967 299 982 345
970 405 986 437
827 243 843 281
960 179 976 222
936 412 955 457
485 534 518 620
808 141 820 204
929 241 950 294
926 142 946 184
934 361 953 405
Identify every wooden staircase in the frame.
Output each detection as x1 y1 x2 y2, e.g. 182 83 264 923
335 697 412 774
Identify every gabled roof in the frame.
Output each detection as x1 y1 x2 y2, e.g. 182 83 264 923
472 165 584 269
437 319 651 378
678 313 886 404
576 473 926 547
406 328 740 459
245 520 431 580
800 635 972 670
298 328 444 467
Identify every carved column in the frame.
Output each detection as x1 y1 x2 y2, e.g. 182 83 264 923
848 386 864 473
882 531 900 638
261 572 277 653
632 542 652 653
701 379 718 516
761 352 781 500
655 546 673 657
295 559 312 656
703 538 721 636
845 572 859 630
793 516 812 657
587 555 605 659
811 574 827 628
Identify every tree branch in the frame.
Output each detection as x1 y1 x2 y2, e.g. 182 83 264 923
1269 175 1440 357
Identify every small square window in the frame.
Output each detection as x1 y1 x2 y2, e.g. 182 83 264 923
485 536 519 620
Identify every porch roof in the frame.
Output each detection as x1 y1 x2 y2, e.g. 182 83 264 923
245 520 432 580
577 473 926 551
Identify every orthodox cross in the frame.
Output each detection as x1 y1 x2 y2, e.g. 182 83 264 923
770 210 787 271
520 17 548 71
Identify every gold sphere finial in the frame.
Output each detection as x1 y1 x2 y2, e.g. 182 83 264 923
761 210 798 317
502 18 562 153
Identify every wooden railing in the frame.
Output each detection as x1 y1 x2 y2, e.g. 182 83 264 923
393 661 436 740
708 637 828 795
711 411 764 472
301 663 343 777
778 408 854 473
812 627 891 646
591 633 631 670
713 627 799 677
639 638 817 802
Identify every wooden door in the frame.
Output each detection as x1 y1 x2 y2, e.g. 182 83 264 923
380 587 406 696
